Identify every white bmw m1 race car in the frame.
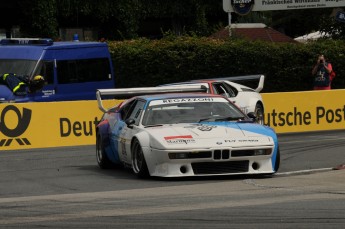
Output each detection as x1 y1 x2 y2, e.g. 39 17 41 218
96 86 279 178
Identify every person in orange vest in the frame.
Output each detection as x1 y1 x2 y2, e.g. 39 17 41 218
0 73 45 96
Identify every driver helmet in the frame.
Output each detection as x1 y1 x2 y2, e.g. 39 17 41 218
29 75 45 92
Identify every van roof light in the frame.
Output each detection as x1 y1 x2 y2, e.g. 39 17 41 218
0 38 53 46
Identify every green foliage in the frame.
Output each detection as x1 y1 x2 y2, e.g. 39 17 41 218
271 9 333 38
19 0 59 38
319 13 345 40
108 38 345 92
17 0 225 40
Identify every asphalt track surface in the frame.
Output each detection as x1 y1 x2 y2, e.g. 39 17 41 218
0 130 345 228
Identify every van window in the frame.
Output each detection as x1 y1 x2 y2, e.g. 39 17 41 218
57 58 112 84
0 59 37 76
34 60 54 84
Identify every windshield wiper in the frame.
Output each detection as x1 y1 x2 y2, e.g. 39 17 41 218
199 116 244 122
215 116 244 121
144 124 163 128
198 117 215 122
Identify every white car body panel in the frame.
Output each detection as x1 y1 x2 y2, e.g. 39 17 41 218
120 123 276 177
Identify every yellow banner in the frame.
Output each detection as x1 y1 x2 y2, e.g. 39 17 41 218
262 89 345 133
0 100 120 150
1 89 345 150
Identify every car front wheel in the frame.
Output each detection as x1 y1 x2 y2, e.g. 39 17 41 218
274 147 280 173
131 138 149 178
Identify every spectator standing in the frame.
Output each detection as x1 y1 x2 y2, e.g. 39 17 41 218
311 54 335 90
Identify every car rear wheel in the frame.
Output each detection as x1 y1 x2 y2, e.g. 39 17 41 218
96 132 113 169
131 138 149 178
254 103 264 125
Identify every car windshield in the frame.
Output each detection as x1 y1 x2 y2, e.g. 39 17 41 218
0 59 37 76
142 97 245 126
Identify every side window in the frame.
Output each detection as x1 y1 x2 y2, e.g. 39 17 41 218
120 100 137 120
120 100 146 125
57 58 112 84
34 60 54 84
223 82 238 97
212 82 236 98
128 100 146 125
212 83 228 97
57 60 78 84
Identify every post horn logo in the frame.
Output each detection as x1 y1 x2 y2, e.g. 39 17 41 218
0 105 32 147
231 0 254 16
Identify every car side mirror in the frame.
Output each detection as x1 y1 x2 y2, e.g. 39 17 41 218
125 118 135 128
247 112 257 122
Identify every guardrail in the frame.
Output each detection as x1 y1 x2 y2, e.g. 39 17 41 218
1 89 345 150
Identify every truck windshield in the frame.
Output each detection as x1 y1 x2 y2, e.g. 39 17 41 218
0 59 37 76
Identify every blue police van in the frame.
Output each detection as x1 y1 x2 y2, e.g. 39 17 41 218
0 38 115 102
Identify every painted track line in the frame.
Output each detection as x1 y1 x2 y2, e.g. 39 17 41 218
276 167 333 176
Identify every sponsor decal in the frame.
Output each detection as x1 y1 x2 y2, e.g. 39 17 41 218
0 105 31 147
164 135 196 144
164 135 193 140
120 138 127 157
59 117 100 137
184 124 217 131
162 98 214 104
197 125 217 131
264 106 345 127
231 0 254 15
225 139 259 143
149 97 226 106
42 89 55 97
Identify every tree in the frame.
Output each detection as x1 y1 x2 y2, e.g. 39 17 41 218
13 1 343 40
319 9 345 39
16 0 226 40
19 0 59 38
271 9 333 38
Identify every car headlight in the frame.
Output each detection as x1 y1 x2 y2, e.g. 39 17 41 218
254 149 272 156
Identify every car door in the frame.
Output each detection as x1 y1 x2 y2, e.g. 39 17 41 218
116 99 146 164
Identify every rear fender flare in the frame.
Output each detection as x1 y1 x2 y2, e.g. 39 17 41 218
96 120 119 163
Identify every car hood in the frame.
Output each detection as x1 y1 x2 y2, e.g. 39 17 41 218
146 122 275 150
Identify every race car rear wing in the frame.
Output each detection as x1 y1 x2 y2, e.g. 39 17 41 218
96 85 207 112
204 74 265 93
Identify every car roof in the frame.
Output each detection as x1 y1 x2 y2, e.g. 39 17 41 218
190 79 215 83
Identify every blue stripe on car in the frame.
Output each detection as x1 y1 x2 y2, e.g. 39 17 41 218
201 121 279 171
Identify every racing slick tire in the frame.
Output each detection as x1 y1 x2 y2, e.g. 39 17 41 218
131 138 149 178
254 103 264 125
274 147 280 173
96 132 113 169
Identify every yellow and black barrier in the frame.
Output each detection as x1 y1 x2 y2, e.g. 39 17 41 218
262 89 345 133
1 89 345 150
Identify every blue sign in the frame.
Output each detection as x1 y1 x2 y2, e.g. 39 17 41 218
231 0 254 16
336 11 345 23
